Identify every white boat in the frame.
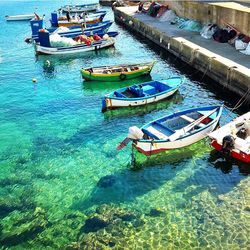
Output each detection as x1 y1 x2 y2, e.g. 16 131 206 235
102 76 184 112
35 30 117 55
5 14 35 21
209 111 250 163
36 39 115 55
61 3 99 13
117 106 223 156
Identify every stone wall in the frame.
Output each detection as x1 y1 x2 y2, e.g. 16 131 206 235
163 1 250 36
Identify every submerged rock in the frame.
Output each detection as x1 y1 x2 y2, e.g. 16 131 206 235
0 207 48 247
74 204 145 249
81 216 109 233
97 175 116 188
0 197 24 218
148 208 166 217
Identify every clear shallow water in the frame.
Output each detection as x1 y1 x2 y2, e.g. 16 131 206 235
0 0 249 249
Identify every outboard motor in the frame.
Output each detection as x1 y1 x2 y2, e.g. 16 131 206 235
117 126 144 150
222 135 235 155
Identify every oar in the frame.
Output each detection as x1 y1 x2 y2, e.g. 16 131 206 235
168 107 218 142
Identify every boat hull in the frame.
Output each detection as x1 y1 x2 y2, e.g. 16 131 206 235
6 14 35 21
81 66 152 81
36 39 115 55
211 140 250 163
134 118 220 156
104 89 178 109
209 111 250 163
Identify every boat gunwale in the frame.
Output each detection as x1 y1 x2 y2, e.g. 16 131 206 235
137 105 223 143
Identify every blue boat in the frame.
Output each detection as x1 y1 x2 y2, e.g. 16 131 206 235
30 19 113 42
102 76 184 112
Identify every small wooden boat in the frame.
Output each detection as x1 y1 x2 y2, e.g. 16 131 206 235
50 11 106 28
209 111 250 163
117 106 223 156
5 14 35 21
31 19 113 42
101 76 184 112
61 3 99 13
35 30 117 55
81 61 155 82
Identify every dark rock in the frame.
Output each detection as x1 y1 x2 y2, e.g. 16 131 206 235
0 198 23 218
148 208 165 217
81 216 109 233
97 175 116 188
108 241 116 247
119 213 137 221
0 207 48 247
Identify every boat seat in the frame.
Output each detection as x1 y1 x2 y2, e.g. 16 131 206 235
114 91 125 98
180 115 205 128
142 85 156 95
144 126 169 140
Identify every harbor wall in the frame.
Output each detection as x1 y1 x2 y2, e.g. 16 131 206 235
114 7 250 101
162 1 250 36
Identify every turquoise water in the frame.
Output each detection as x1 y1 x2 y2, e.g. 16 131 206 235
0 0 249 249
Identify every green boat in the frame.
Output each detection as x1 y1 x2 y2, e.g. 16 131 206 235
80 61 155 82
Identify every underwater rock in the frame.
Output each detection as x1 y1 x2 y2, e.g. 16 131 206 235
75 204 145 249
0 207 48 247
0 197 24 218
148 208 165 217
97 175 116 188
81 216 109 233
0 173 31 187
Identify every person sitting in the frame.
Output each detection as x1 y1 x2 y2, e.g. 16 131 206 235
65 10 70 22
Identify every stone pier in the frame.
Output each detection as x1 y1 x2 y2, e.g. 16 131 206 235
113 5 250 101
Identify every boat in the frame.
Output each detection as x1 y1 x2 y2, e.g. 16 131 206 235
50 11 106 27
101 76 184 112
209 111 250 163
81 61 155 82
117 106 223 156
30 19 113 42
35 30 117 55
61 3 99 13
5 14 35 21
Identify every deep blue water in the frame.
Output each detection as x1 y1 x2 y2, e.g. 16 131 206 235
0 0 249 249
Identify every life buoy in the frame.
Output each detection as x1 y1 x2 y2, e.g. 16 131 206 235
119 73 127 80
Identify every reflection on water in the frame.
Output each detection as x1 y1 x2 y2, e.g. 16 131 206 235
208 149 250 175
82 75 152 92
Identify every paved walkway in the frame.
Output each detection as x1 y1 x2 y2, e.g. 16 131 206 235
120 6 250 70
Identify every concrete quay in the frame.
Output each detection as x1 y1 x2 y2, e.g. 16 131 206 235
114 6 250 102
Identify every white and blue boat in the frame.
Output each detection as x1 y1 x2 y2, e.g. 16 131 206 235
50 11 106 27
117 106 223 156
35 30 118 55
61 3 99 13
102 76 184 112
30 19 113 42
